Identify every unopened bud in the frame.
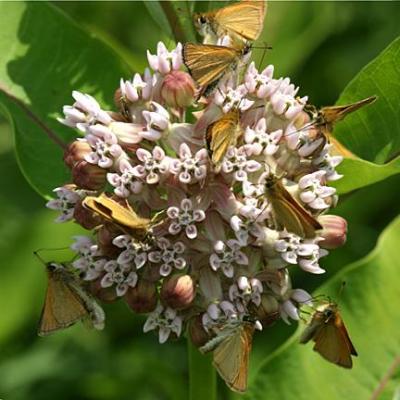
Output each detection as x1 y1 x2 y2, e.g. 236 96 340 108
72 160 106 190
188 315 211 348
254 294 280 327
97 224 121 257
64 140 92 169
161 274 195 310
88 276 118 303
161 70 195 108
125 280 158 313
73 199 101 230
318 214 348 249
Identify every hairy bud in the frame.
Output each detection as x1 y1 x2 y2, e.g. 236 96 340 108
72 160 106 190
161 274 195 310
318 214 348 249
64 140 92 169
161 70 195 108
125 280 158 313
88 277 118 303
96 224 121 258
188 315 211 348
73 199 101 230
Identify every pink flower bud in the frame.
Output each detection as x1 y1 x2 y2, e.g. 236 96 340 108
318 215 348 249
73 199 101 230
254 294 280 326
188 315 211 348
125 280 158 313
96 224 121 257
161 71 195 108
63 140 92 169
72 160 107 190
161 274 195 310
88 276 118 303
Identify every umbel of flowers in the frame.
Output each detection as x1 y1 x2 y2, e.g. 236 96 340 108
45 1 348 387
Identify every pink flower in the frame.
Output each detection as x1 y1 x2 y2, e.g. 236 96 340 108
245 118 283 156
299 171 336 210
141 102 170 141
147 42 183 74
133 146 170 184
107 159 143 198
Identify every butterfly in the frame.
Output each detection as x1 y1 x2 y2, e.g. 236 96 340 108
206 108 241 168
263 174 322 239
300 301 357 368
200 320 255 393
194 0 266 44
304 96 377 157
182 42 250 96
38 262 105 336
82 193 151 238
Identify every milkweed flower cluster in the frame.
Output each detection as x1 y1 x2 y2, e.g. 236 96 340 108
46 23 348 348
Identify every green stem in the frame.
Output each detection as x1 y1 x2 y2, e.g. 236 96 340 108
188 339 217 400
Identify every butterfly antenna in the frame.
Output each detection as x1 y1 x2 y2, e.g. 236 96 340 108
34 247 71 265
337 281 346 302
257 41 268 70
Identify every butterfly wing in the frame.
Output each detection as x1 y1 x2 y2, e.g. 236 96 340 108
214 0 266 41
213 323 254 393
183 43 239 88
38 269 88 336
206 109 241 166
312 313 355 369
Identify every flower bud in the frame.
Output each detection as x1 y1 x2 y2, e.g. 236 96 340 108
125 280 158 313
161 70 195 108
161 274 195 310
318 215 348 249
73 199 101 230
72 160 106 190
88 276 118 303
188 315 211 348
97 223 121 257
63 140 92 169
254 294 280 326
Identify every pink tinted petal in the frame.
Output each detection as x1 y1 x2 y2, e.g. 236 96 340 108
209 254 221 271
167 207 179 219
222 264 234 278
181 198 192 211
146 173 160 184
174 257 186 269
160 264 172 277
282 300 299 320
136 148 151 162
153 146 166 160
193 209 205 222
140 129 162 141
235 251 249 265
185 224 198 239
179 143 192 159
169 222 182 235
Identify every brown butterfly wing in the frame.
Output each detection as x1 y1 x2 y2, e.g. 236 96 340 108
214 0 266 41
206 109 241 165
312 313 355 368
213 323 254 393
183 43 239 88
38 270 88 336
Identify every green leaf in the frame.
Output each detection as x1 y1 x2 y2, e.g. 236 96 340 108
334 37 400 164
0 2 134 198
246 215 400 399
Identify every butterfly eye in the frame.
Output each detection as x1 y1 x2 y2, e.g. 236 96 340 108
199 16 207 24
47 263 58 272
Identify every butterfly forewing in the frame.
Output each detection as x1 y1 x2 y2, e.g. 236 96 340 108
213 323 254 393
206 109 241 166
183 43 240 88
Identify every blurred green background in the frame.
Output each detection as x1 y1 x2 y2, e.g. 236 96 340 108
0 2 399 399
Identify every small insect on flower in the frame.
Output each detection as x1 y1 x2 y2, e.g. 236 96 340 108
262 174 322 239
182 42 251 97
304 96 377 158
200 319 256 393
206 107 241 168
300 301 357 368
194 0 266 45
82 193 151 239
36 256 105 336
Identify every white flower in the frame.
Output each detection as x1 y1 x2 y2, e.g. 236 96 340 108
213 83 254 113
221 145 261 182
143 303 183 343
313 144 343 181
244 62 279 99
229 276 263 313
148 237 186 276
107 159 143 198
71 236 106 280
245 118 282 156
141 102 170 141
85 133 123 169
58 91 112 133
167 198 205 239
46 186 81 223
202 301 239 331
120 73 148 102
280 288 312 324
274 233 328 274
100 260 138 297
147 42 183 74
209 239 249 278
169 143 208 184
113 235 148 268
133 146 170 184
298 171 336 210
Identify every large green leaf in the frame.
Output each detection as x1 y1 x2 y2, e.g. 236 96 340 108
0 2 135 198
246 215 400 400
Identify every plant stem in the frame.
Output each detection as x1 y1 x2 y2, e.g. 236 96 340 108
188 339 217 400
